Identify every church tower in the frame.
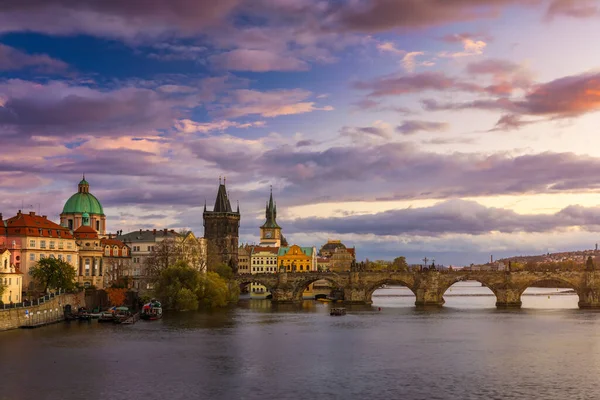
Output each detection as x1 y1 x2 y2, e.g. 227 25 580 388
203 178 240 272
259 186 282 247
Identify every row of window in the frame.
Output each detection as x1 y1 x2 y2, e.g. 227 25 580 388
30 253 73 263
29 240 73 250
252 258 278 265
104 246 127 256
252 267 277 273
131 246 154 252
2 277 20 285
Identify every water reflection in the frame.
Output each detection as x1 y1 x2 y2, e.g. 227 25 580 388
0 283 594 400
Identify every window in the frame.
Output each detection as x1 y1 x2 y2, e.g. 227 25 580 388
123 248 127 256
105 246 110 256
58 241 64 249
67 242 72 249
96 220 100 231
68 219 73 230
85 259 90 276
29 253 35 261
29 240 35 248
50 254 55 259
58 255 63 261
40 254 45 259
67 255 72 263
49 241 55 249
40 240 46 249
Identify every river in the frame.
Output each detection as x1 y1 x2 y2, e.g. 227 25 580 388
1 282 598 400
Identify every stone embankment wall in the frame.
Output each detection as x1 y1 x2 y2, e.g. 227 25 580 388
0 292 85 332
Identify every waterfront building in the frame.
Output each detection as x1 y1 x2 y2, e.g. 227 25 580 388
0 248 22 304
3 211 77 293
238 245 251 274
203 179 240 271
259 187 282 247
60 176 106 235
73 212 105 289
319 240 356 272
116 228 179 291
100 235 132 288
278 245 317 298
250 246 279 297
178 231 208 273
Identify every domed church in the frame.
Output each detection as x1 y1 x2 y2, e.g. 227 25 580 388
60 176 106 235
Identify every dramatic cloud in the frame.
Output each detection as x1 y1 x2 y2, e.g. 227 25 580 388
217 89 333 118
396 120 449 135
336 0 537 32
209 49 309 72
355 72 482 97
0 0 241 40
546 0 600 19
0 80 178 138
286 199 600 236
175 119 266 134
0 44 68 72
438 38 487 58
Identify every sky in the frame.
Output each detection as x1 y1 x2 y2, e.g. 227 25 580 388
2 0 600 265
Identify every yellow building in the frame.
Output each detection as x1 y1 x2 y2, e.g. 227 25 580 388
250 246 279 298
278 245 317 298
0 249 23 304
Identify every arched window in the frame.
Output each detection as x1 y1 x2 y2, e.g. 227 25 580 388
3 259 7 269
105 246 110 256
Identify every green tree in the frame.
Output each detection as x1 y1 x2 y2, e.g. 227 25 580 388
197 272 229 308
391 256 409 271
154 261 201 310
213 263 234 280
29 257 77 293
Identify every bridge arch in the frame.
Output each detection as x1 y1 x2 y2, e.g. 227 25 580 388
517 274 582 306
365 278 417 304
438 274 501 307
235 274 277 295
292 276 346 301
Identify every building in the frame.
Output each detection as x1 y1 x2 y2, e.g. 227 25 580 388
73 213 105 289
319 240 356 272
60 176 106 235
100 235 132 288
178 231 208 273
3 211 78 293
278 245 317 298
203 179 240 271
116 228 179 291
278 245 317 272
259 187 282 247
0 248 22 304
317 257 331 271
238 245 251 274
250 246 279 297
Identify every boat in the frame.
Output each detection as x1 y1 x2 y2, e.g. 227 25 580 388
330 307 346 316
76 307 92 321
141 300 163 321
98 312 115 323
112 306 132 324
317 297 332 303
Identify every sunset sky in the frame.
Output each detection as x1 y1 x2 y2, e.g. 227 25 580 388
2 0 600 265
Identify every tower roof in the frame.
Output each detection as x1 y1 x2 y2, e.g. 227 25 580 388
261 186 281 229
213 183 232 212
62 176 104 215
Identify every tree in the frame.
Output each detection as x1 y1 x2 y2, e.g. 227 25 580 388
391 256 409 271
153 261 201 310
145 239 184 278
213 263 234 280
30 258 77 293
106 287 127 306
586 256 595 271
197 272 229 308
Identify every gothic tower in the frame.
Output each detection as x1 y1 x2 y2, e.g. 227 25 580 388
203 178 240 272
259 186 282 247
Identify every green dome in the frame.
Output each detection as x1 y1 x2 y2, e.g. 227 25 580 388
62 193 104 215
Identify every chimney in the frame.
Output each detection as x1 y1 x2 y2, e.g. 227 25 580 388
0 213 2 221
29 211 35 216
139 229 142 234
109 233 112 239
163 228 167 235
153 229 156 235
17 210 21 216
490 255 493 263
42 215 47 219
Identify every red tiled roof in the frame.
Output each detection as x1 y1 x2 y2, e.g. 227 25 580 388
5 211 73 239
74 225 98 239
100 238 127 247
251 246 279 255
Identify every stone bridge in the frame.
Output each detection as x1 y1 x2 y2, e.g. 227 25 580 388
235 270 600 308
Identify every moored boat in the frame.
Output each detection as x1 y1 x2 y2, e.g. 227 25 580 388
330 307 346 316
98 312 115 323
141 300 163 321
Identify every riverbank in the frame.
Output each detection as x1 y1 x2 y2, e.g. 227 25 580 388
0 293 84 332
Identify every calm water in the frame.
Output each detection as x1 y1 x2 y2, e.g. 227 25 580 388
1 282 599 400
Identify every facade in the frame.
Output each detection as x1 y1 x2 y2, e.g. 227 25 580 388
259 188 282 247
100 235 132 288
178 231 208 273
319 240 356 272
278 245 317 298
0 249 22 304
73 213 104 289
238 245 251 274
60 176 106 235
116 229 180 291
317 257 331 271
3 211 77 292
250 246 279 297
203 179 240 272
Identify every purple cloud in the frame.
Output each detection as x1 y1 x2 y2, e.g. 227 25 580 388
396 120 449 135
0 44 68 72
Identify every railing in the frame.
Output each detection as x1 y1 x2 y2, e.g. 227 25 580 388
0 289 66 310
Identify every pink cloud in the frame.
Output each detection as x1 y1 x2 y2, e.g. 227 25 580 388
355 72 482 97
0 44 68 72
546 0 600 19
209 49 309 72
